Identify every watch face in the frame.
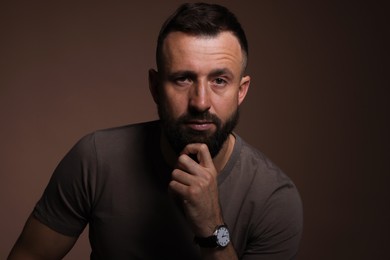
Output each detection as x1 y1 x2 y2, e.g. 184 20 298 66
216 226 230 247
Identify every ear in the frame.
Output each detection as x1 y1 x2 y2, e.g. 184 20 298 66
238 75 250 106
148 69 160 104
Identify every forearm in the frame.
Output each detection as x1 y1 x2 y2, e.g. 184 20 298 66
8 247 48 260
8 215 77 260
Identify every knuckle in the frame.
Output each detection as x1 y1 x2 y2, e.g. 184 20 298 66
203 172 213 183
197 180 206 190
199 143 208 151
187 186 199 197
171 169 181 179
178 154 187 163
198 178 212 192
176 155 189 168
168 180 177 191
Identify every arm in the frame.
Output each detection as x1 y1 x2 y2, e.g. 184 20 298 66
241 176 303 260
169 143 238 260
8 215 78 260
8 134 95 260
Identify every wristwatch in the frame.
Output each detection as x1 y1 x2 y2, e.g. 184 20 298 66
194 225 230 248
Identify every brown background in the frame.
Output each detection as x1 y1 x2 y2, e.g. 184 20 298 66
1 1 388 259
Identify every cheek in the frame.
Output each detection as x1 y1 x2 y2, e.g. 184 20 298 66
161 88 188 118
213 95 239 120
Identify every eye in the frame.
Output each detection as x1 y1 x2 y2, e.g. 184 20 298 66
174 77 193 86
213 77 228 87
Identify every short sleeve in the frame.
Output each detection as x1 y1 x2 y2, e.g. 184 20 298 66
33 133 97 237
244 182 303 260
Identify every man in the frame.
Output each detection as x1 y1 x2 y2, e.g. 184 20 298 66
8 3 302 259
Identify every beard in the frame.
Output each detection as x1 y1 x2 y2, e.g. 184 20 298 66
158 104 239 158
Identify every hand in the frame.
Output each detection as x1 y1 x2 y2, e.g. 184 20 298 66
169 143 223 237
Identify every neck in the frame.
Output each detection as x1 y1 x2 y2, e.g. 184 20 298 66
160 132 236 173
212 134 235 172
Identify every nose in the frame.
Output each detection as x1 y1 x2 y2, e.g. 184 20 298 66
188 81 211 113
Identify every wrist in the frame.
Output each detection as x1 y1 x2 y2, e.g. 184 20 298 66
193 214 224 237
194 224 230 248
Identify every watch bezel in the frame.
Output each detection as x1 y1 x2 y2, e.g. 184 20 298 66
215 225 230 247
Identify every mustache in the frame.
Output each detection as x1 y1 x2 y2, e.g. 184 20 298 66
176 111 222 125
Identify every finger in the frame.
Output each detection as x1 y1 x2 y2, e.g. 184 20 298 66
176 153 200 174
196 144 214 168
181 143 213 168
171 168 196 185
169 179 190 199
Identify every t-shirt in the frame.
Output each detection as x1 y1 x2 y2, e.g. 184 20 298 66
33 120 303 259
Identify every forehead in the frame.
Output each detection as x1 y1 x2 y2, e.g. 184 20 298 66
161 31 244 74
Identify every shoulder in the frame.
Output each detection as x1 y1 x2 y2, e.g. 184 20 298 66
231 135 303 227
237 137 295 191
92 120 160 144
232 137 303 256
75 120 160 152
59 120 160 170
221 135 301 212
240 138 301 211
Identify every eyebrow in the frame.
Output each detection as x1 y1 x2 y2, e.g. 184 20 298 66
208 68 234 79
167 71 197 81
167 68 234 80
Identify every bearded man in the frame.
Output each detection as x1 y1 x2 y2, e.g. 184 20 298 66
9 3 303 260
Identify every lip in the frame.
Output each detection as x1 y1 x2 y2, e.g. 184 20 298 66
185 121 214 131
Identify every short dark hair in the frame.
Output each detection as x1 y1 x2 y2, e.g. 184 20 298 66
156 2 248 72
